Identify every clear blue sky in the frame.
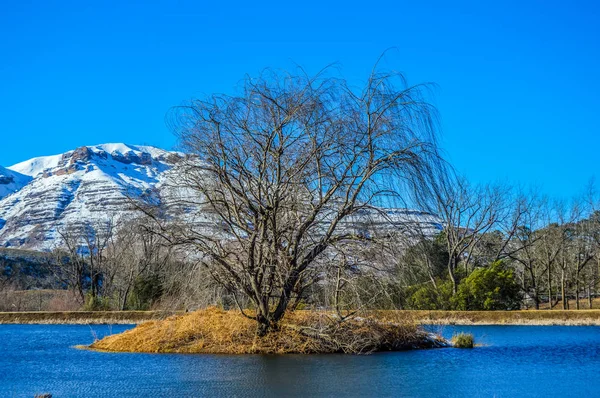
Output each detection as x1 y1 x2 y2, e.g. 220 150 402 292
1 0 598 199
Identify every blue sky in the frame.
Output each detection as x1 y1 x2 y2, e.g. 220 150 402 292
1 0 598 199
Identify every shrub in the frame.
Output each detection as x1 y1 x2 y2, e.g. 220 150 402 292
453 260 522 311
452 332 474 348
126 274 163 310
83 293 112 311
406 279 454 310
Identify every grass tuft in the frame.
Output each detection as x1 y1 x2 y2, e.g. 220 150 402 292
451 332 474 348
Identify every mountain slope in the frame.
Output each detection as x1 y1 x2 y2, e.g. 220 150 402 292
0 144 182 250
0 143 443 251
0 166 32 200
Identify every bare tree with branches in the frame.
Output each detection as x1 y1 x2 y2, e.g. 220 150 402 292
149 64 446 335
434 178 504 294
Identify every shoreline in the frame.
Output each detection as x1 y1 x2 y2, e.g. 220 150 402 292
0 310 182 324
403 310 600 326
1 309 600 325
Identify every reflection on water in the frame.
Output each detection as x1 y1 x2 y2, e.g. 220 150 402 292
0 323 599 397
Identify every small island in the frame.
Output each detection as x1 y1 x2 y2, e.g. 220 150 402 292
88 308 450 354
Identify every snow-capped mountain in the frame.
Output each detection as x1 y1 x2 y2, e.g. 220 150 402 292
0 143 443 251
0 143 183 250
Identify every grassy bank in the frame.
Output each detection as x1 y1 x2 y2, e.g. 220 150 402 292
0 310 181 324
88 308 447 354
396 310 600 325
3 309 600 325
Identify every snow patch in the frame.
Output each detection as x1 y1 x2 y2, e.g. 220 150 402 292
9 153 64 177
0 166 32 199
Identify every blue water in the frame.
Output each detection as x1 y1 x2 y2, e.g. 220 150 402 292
1 324 599 397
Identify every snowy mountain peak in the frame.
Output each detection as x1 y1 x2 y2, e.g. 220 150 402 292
0 143 441 252
9 143 181 179
0 143 182 250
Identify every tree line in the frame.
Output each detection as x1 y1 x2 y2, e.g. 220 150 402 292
15 178 600 315
394 179 600 311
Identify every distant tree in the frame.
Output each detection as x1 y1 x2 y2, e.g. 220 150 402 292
51 218 116 309
159 64 446 335
406 279 454 310
453 261 522 310
507 194 550 309
394 235 449 291
434 178 505 294
50 229 88 305
103 217 174 310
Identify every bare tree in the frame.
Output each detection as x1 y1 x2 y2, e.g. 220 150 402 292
104 217 176 310
434 178 504 294
152 65 445 335
51 228 88 304
571 218 595 310
50 218 116 307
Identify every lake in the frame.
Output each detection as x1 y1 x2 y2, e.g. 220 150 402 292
1 324 599 397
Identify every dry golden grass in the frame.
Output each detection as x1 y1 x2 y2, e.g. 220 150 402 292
0 310 180 324
89 307 445 355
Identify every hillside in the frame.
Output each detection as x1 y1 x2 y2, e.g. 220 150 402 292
0 144 183 250
0 143 442 251
0 166 31 200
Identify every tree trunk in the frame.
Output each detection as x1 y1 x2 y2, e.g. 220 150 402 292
270 269 303 327
576 275 580 310
121 285 131 311
528 266 539 310
448 258 458 295
561 270 567 310
76 282 85 305
256 319 270 337
547 265 552 309
121 269 135 310
588 285 593 309
426 257 438 291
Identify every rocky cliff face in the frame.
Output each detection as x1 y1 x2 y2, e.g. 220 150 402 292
0 144 182 250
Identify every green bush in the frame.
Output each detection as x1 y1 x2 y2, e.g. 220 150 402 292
406 279 454 310
126 274 163 310
452 332 474 348
453 260 522 311
83 293 112 311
